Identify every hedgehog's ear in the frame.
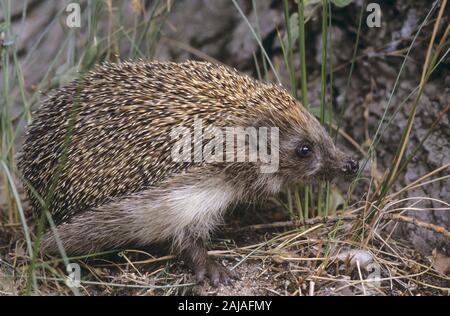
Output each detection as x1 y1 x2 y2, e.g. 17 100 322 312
251 115 276 129
253 116 291 134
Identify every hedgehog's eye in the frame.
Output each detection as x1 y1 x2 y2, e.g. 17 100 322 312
296 143 312 158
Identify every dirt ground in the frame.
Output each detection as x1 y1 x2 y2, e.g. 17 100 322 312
1 201 449 295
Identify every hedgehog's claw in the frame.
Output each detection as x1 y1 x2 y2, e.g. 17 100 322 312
181 236 237 286
194 259 236 287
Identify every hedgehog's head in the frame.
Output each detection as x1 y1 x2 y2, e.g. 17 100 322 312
272 104 359 185
248 85 359 186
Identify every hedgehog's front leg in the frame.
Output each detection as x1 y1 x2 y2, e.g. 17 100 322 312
160 173 239 285
179 236 235 286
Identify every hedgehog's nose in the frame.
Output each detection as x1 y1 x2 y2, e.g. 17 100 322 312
343 158 359 175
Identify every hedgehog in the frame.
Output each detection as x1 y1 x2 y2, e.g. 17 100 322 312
18 60 358 286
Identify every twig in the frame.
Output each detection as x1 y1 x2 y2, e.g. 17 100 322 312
384 213 450 239
230 213 359 233
330 123 367 156
356 260 367 295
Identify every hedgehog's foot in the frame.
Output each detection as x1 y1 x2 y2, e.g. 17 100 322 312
180 237 236 287
193 257 235 287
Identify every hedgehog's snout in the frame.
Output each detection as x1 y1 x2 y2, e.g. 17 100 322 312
342 158 359 176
